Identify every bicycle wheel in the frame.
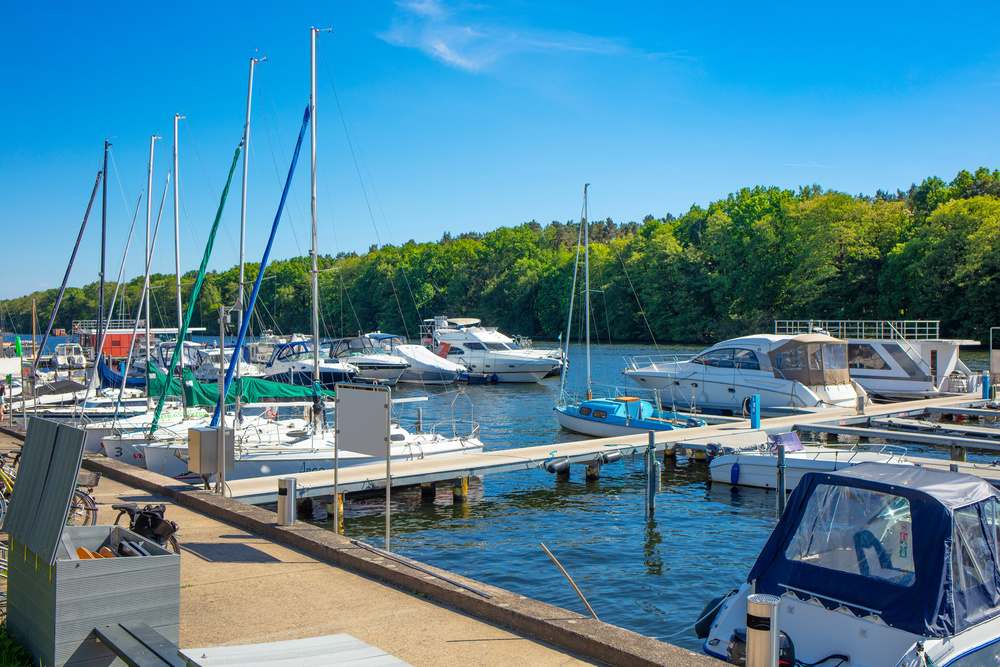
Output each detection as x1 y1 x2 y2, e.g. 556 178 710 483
67 490 98 526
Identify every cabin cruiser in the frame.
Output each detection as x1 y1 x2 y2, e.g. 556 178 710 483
701 463 1000 666
421 316 561 383
193 347 263 382
775 320 981 400
326 336 409 386
53 343 87 370
261 340 358 388
364 332 466 385
624 334 868 415
243 331 308 365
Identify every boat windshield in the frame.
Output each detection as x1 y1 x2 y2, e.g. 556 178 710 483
784 484 915 586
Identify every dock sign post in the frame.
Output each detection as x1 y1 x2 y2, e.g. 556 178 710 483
334 383 392 545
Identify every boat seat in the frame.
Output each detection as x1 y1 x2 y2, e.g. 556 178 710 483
92 622 185 667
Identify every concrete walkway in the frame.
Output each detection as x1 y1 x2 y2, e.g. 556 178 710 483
94 479 588 666
1 431 587 666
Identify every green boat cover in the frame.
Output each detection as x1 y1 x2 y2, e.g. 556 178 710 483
148 364 333 408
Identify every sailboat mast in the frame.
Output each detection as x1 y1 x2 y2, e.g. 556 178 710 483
98 140 110 366
173 114 186 416
239 56 264 411
309 28 327 388
145 135 160 407
583 183 591 398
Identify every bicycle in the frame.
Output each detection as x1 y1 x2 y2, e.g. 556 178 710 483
112 503 180 554
0 450 98 527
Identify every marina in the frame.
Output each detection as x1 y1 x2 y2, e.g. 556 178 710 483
4 5 1000 665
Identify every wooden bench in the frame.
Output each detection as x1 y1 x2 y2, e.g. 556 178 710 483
92 623 185 667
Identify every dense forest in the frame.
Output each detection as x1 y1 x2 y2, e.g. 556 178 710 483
4 167 1000 345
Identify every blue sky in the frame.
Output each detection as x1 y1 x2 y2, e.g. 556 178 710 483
2 1 1000 298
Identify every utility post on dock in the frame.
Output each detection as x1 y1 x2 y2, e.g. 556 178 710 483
645 431 659 518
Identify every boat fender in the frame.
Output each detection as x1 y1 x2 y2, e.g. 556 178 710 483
544 458 570 474
694 591 732 638
490 373 499 383
601 451 623 465
730 461 740 485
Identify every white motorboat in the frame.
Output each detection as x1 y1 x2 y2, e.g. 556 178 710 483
193 347 263 381
421 316 561 383
365 332 466 385
244 331 308 365
709 442 910 491
326 336 409 385
701 463 1000 666
624 333 868 415
261 340 358 388
53 343 87 370
774 319 981 400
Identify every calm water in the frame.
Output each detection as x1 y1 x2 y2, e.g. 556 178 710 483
320 343 774 649
322 343 993 649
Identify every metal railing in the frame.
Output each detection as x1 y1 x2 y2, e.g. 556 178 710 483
774 319 940 341
72 319 144 333
624 353 695 372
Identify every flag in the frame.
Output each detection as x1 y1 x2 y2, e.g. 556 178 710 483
13 337 22 357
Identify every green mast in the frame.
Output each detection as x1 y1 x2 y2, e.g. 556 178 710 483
148 141 243 435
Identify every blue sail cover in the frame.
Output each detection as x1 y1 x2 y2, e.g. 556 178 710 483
747 462 1000 637
97 358 145 388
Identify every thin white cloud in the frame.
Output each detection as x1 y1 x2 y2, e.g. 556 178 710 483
379 0 632 72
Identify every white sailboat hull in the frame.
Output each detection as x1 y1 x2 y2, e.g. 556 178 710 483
709 448 911 491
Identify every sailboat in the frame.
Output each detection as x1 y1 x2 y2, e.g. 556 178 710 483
554 185 705 437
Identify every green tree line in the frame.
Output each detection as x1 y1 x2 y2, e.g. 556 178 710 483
4 167 1000 345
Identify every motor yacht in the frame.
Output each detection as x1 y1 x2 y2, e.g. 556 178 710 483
260 340 358 388
701 463 1000 666
326 336 409 386
775 320 981 399
624 333 868 415
243 331 308 365
364 332 466 385
53 343 87 370
193 347 263 382
422 316 561 383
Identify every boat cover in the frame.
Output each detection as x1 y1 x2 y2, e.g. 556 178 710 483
147 365 333 407
768 334 851 386
747 462 1000 637
97 359 146 388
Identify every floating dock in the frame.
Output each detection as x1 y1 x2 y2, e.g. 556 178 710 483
225 393 984 504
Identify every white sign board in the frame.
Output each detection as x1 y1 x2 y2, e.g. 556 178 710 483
334 384 390 458
0 358 21 379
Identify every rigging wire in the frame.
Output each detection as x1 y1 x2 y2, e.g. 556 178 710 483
323 65 413 338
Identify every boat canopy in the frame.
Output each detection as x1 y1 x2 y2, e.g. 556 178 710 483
147 364 333 407
768 334 850 386
748 463 1000 637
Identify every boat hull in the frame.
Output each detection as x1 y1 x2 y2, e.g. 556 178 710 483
709 450 910 491
555 408 687 437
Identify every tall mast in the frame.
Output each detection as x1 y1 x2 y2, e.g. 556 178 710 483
238 55 265 417
310 27 330 390
145 134 160 407
173 114 186 416
583 183 591 399
98 140 110 366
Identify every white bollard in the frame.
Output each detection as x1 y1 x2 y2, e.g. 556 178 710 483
746 593 780 667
